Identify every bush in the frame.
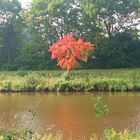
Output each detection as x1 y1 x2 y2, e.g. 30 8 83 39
17 69 28 77
0 80 12 91
109 80 128 91
21 73 40 91
94 81 109 91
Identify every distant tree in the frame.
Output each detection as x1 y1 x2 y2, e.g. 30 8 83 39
0 0 23 69
22 0 97 69
93 29 140 68
81 0 140 37
23 0 82 44
0 0 139 70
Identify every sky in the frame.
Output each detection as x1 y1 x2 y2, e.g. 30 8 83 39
18 0 32 8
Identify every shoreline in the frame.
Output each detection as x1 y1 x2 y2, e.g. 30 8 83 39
0 69 139 92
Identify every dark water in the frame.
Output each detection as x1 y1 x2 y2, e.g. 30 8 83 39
0 92 140 139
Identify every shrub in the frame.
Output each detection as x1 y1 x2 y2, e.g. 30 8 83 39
53 80 72 91
17 70 28 77
109 80 128 91
21 73 40 91
61 72 72 81
0 80 12 91
94 81 109 91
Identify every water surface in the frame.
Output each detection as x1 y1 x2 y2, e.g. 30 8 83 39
0 92 140 139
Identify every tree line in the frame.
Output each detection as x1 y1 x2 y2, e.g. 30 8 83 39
0 0 140 70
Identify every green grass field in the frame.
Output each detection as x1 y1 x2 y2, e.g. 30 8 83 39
0 69 140 92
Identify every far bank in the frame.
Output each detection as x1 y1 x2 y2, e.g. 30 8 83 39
0 69 140 92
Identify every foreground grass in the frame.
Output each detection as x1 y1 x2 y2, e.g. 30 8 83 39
0 69 140 92
0 129 140 140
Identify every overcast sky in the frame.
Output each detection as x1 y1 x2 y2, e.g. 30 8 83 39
19 0 32 8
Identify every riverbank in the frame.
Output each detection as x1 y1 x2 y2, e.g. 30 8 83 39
0 69 140 92
0 129 140 140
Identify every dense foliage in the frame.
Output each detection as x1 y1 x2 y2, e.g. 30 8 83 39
49 33 93 71
0 0 139 70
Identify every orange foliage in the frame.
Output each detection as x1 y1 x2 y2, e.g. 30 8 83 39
48 33 94 71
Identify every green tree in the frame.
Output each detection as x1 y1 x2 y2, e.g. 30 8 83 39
82 0 140 37
0 0 23 69
21 0 96 69
23 0 82 43
93 29 140 68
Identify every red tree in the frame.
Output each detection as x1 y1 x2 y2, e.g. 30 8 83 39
48 33 94 71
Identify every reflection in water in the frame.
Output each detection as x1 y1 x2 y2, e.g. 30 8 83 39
0 93 140 139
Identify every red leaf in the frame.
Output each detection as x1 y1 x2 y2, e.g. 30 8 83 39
48 33 94 71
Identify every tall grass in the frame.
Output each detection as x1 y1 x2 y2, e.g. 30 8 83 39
0 69 139 92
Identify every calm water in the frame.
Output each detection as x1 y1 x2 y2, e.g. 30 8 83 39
0 92 140 139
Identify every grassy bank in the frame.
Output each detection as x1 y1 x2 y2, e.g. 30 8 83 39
0 129 140 140
0 69 140 92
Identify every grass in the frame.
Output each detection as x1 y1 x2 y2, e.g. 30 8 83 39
0 129 140 140
0 68 140 92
